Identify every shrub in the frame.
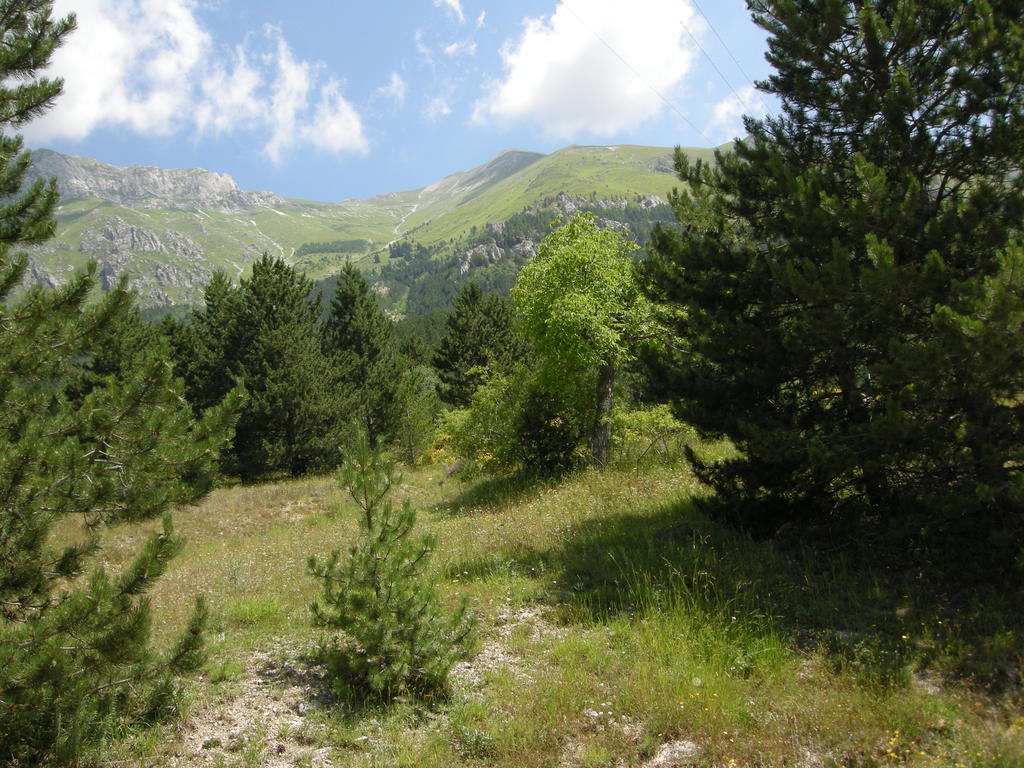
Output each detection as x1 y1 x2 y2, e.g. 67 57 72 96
308 437 474 701
609 405 695 469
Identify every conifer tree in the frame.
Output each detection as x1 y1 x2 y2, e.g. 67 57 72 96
229 255 343 479
309 436 473 701
644 0 1024 569
0 3 239 761
323 262 403 447
433 282 521 407
166 270 242 413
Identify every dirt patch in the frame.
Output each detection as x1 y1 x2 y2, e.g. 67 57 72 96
641 739 701 767
451 601 564 690
170 648 335 767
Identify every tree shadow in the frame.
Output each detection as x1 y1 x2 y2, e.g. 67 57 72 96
545 498 1024 688
432 470 565 518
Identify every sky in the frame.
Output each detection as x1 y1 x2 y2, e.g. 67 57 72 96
23 0 776 203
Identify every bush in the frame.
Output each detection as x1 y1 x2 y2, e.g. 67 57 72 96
308 437 474 701
440 365 589 478
609 405 695 469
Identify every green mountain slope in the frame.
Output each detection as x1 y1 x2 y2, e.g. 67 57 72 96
22 142 720 308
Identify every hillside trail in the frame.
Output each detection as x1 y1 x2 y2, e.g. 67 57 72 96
167 603 698 767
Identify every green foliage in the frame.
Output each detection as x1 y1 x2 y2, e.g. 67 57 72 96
65 300 162 403
440 372 522 475
0 5 239 760
643 0 1024 572
308 438 473 701
394 363 443 464
295 238 370 258
513 213 655 466
170 256 343 480
433 282 523 406
323 262 404 448
442 364 587 477
608 404 696 469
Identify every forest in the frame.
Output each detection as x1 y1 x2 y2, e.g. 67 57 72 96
1 0 1023 766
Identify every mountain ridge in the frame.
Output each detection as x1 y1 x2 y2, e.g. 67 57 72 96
20 142 711 309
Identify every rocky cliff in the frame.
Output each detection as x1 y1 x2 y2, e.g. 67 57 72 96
27 149 284 212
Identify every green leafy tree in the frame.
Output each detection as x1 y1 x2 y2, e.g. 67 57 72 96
433 282 522 407
323 262 403 448
309 437 473 701
643 0 1024 569
0 4 239 761
512 213 655 467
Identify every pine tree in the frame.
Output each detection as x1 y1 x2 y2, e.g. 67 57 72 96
644 0 1024 570
433 282 521 407
65 300 162 403
0 4 239 760
323 261 403 448
168 257 344 480
233 255 344 479
308 436 473 701
166 270 242 413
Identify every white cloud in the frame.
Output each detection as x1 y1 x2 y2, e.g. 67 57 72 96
424 97 452 121
25 0 210 141
473 0 705 138
434 0 465 23
414 29 433 63
707 84 767 141
443 39 477 57
263 34 312 164
301 80 369 154
375 72 408 105
24 0 368 164
196 45 263 135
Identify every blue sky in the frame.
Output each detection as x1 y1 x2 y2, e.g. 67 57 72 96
25 1 775 202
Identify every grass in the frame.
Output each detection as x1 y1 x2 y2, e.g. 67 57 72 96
90 459 1022 767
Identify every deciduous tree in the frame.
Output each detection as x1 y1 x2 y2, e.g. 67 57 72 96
513 213 655 466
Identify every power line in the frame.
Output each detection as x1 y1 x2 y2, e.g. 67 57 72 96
560 1 717 145
679 9 755 113
690 0 758 90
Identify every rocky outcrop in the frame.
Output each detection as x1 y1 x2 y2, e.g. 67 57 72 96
78 217 212 298
27 260 60 290
457 241 506 275
637 194 665 209
27 149 284 212
81 217 164 255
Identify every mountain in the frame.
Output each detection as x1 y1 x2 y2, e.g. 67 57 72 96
19 143 717 309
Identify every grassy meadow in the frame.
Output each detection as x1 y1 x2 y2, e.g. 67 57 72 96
93 456 1023 768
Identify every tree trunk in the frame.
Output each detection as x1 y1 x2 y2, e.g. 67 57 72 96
591 363 615 468
837 366 890 512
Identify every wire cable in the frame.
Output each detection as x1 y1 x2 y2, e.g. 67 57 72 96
560 0 717 145
678 9 755 113
690 0 758 89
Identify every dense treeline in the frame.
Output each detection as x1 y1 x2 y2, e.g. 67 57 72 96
295 238 371 257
